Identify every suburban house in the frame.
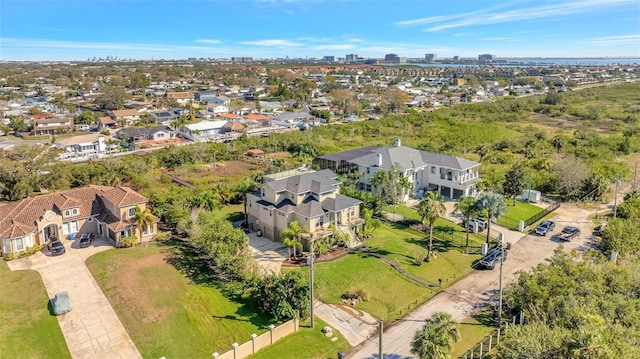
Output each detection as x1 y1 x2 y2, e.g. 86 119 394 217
0 185 157 258
179 119 229 142
98 116 117 129
164 91 193 105
246 169 363 250
206 95 231 106
313 139 481 199
115 126 176 143
205 104 229 116
194 91 219 103
55 133 108 159
110 109 141 126
32 117 74 135
149 110 179 124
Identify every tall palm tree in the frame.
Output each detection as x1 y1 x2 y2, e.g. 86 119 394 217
280 221 309 257
477 192 507 244
454 196 479 250
234 178 257 228
410 312 461 359
417 191 446 260
369 170 388 198
134 205 155 244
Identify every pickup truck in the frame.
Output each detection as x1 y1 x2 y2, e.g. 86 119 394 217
557 226 581 241
479 245 508 270
535 220 556 236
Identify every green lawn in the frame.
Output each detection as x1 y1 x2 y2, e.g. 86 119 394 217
0 262 70 359
214 204 245 222
367 223 482 286
312 253 435 321
86 240 271 359
248 318 349 359
451 316 495 358
497 200 544 229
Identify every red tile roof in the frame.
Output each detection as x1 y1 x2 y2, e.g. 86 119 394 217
244 114 271 121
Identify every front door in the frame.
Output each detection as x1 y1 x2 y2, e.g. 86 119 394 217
43 224 58 243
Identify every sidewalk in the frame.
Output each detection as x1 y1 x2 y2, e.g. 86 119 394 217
7 238 142 359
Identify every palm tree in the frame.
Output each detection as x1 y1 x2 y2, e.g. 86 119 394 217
234 178 257 228
134 205 155 244
410 312 461 359
0 122 11 137
280 221 309 258
477 192 507 244
417 191 446 260
369 170 388 198
454 196 479 250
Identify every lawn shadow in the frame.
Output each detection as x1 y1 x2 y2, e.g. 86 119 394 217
473 306 498 327
47 300 56 316
404 237 455 253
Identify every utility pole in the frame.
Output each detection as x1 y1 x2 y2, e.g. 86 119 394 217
378 320 384 359
528 173 533 203
309 238 315 328
614 177 621 219
497 244 504 345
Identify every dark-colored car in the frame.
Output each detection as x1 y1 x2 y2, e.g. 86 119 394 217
535 220 556 236
557 226 581 241
50 241 66 256
78 233 92 248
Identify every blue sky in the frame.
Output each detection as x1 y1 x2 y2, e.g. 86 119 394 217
1 0 639 61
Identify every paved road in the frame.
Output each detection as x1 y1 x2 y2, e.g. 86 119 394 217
7 238 142 359
349 202 599 359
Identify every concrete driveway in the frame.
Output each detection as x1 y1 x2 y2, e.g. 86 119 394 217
248 232 289 273
7 237 142 359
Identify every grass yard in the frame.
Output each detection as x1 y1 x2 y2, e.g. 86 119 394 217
501 200 543 221
0 262 70 359
451 316 496 358
86 240 271 359
214 203 245 223
313 253 434 321
367 223 482 286
248 318 349 359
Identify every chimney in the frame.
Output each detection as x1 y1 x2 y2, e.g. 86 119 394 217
395 138 401 147
376 153 382 167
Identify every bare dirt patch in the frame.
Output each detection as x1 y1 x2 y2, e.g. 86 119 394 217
530 113 616 134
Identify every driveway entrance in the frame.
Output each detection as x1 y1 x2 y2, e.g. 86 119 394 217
7 237 141 359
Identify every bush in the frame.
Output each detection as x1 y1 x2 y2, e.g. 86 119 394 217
153 231 170 242
119 234 138 248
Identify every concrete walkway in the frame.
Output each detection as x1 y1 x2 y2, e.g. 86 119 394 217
314 300 379 347
248 232 288 274
7 238 141 359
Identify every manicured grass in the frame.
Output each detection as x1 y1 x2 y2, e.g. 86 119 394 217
313 254 434 321
501 200 543 221
248 318 349 359
0 262 70 359
86 240 271 359
367 223 482 286
451 316 495 358
214 204 245 223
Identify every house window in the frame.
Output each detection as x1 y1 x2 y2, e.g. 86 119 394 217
63 221 79 235
65 210 70 217
431 166 436 174
73 208 78 215
3 239 12 253
367 167 370 174
142 224 154 236
15 238 24 251
128 207 136 218
318 216 324 227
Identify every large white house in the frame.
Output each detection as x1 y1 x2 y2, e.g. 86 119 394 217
313 139 481 199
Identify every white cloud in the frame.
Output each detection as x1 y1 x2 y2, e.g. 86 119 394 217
195 39 221 44
311 44 355 51
240 39 301 47
583 34 640 45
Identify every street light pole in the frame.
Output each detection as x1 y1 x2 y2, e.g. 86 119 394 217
614 178 621 219
497 244 504 345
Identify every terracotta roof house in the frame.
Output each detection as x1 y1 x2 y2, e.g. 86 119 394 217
222 121 245 134
247 169 363 250
110 109 141 126
164 91 194 105
313 139 481 200
98 116 116 129
0 185 157 258
32 117 74 135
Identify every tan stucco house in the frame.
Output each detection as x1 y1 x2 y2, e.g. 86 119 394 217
247 169 363 250
0 185 157 257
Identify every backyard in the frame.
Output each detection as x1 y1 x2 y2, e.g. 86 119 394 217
86 239 273 359
496 200 545 229
0 262 70 359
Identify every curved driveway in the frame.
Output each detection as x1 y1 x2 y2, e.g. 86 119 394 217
7 238 141 359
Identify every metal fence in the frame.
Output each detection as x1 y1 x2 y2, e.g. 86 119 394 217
496 200 561 232
458 313 524 359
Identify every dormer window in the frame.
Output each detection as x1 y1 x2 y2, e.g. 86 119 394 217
128 207 137 218
64 208 79 218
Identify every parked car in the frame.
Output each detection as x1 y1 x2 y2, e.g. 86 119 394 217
557 226 581 241
50 240 66 256
78 233 92 248
535 221 556 236
478 242 510 270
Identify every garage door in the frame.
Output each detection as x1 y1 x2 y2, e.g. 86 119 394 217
440 186 451 198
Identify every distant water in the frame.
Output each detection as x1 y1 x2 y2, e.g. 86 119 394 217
411 57 640 68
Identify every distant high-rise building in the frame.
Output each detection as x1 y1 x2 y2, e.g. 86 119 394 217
385 53 399 62
453 56 459 61
345 54 358 63
231 57 253 63
478 54 494 64
425 53 437 62
323 56 336 62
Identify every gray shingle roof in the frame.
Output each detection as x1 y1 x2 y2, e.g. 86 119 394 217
322 194 362 212
265 169 340 194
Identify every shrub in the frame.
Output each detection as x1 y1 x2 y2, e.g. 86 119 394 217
119 234 138 248
153 231 170 242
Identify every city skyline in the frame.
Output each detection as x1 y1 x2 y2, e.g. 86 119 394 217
1 0 639 61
